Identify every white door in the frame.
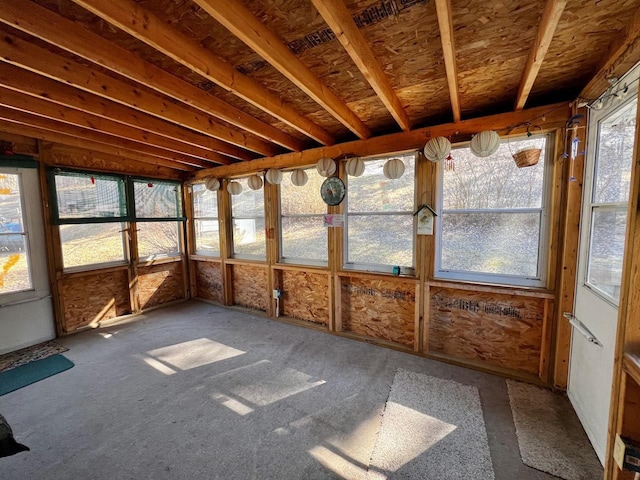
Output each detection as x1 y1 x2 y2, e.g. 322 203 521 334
567 75 638 464
0 164 55 354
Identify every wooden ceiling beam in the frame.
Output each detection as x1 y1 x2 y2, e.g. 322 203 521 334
0 0 303 152
194 0 371 139
580 4 640 99
0 33 276 158
194 102 572 179
311 0 411 132
0 63 250 162
67 0 335 146
0 87 226 167
435 0 461 123
0 108 198 172
515 0 568 111
0 120 186 177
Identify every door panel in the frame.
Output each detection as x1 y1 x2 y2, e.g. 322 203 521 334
568 78 638 464
0 166 55 354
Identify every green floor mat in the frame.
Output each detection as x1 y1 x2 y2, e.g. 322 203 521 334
0 354 74 396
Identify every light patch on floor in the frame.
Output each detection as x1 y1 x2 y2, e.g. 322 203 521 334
225 361 325 407
368 403 457 474
145 338 245 371
211 392 254 416
308 444 368 480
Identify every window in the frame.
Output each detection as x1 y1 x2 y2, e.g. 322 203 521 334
231 177 265 259
0 172 32 294
436 135 551 287
52 170 128 269
192 183 220 256
50 170 184 269
345 152 416 273
133 179 183 260
585 98 636 303
280 168 327 264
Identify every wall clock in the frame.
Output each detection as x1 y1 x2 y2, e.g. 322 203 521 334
320 176 345 206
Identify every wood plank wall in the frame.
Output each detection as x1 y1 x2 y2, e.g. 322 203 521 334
188 106 578 386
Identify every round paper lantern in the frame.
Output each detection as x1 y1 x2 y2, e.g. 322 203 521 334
247 174 263 190
316 157 336 177
204 176 220 191
290 169 308 186
227 181 242 195
345 157 365 177
470 130 500 157
265 168 283 185
423 136 451 162
383 158 405 179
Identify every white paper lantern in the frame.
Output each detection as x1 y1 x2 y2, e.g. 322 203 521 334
247 174 263 190
345 157 365 177
470 130 500 157
227 181 242 195
383 158 405 179
423 137 451 162
290 169 308 186
204 176 220 191
265 168 283 185
316 157 336 177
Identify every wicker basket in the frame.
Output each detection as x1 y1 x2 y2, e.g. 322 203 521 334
512 147 541 168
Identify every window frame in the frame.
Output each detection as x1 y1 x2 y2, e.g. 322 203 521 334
49 168 129 271
230 177 267 261
190 182 221 258
130 177 185 262
278 167 328 267
49 168 185 271
434 133 554 288
343 151 417 275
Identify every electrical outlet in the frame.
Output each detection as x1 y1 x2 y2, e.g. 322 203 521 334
273 289 281 299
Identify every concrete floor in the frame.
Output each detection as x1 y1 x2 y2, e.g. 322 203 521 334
0 300 573 479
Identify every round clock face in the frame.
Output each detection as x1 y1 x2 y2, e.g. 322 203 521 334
320 176 345 206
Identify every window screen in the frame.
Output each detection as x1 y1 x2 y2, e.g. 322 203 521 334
53 171 126 222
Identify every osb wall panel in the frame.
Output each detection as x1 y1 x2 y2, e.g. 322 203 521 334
341 277 415 348
429 287 545 375
280 270 329 326
138 262 185 310
59 270 130 333
195 261 224 304
231 264 268 312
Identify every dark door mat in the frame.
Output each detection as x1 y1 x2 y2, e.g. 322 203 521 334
0 341 68 373
0 354 74 396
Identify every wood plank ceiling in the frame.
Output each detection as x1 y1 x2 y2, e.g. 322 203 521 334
0 0 638 175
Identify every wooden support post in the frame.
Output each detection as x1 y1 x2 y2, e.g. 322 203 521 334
264 180 279 318
552 104 588 389
37 141 65 336
218 183 233 307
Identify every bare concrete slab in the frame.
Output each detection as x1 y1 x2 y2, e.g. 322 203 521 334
0 301 574 479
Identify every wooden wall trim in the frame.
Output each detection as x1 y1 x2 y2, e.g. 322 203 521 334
194 102 572 179
427 279 555 298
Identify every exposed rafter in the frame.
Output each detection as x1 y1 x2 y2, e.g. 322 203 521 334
192 0 371 140
0 120 186 176
0 87 227 166
0 33 277 158
580 4 640 99
434 0 461 123
0 63 242 162
311 0 411 132
515 0 568 110
67 0 335 146
0 108 199 171
0 0 304 153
